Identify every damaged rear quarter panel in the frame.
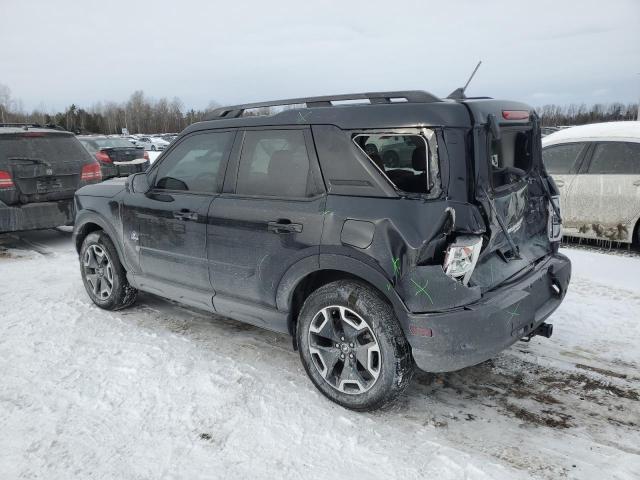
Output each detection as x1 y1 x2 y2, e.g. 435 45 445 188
320 196 486 316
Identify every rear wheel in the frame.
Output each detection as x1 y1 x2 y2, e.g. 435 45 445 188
297 280 414 411
80 231 137 310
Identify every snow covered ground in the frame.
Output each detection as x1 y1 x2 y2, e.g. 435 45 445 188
1 230 639 480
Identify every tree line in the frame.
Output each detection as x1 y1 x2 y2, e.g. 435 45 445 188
0 85 218 134
1 82 638 134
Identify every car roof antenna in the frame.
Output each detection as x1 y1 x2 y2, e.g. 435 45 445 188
447 61 482 100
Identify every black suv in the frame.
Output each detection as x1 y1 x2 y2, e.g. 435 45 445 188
1 124 102 233
72 91 571 411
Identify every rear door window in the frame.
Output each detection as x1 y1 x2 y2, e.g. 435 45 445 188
542 143 587 174
236 129 313 198
153 131 234 193
587 142 640 174
353 134 430 194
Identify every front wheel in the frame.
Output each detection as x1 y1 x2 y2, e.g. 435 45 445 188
297 280 414 411
80 231 137 310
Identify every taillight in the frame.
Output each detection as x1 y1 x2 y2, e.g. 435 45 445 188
502 110 529 121
81 163 102 182
95 150 112 163
548 195 562 242
443 235 483 285
0 170 15 189
143 151 149 160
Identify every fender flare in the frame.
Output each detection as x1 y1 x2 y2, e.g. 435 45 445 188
276 253 411 331
73 210 129 270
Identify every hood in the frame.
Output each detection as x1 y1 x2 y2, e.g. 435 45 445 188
76 177 127 198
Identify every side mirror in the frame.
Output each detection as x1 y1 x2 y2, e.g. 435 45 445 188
487 113 501 141
130 172 151 194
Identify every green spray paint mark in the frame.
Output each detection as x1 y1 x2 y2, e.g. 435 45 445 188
392 257 401 276
297 111 312 123
506 302 521 321
321 210 332 216
410 278 434 305
386 283 392 291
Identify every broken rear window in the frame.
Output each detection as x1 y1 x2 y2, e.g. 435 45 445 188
489 128 533 189
353 134 430 194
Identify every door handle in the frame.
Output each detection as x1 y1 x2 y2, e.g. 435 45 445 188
633 180 640 187
173 209 198 221
555 180 565 187
267 220 303 234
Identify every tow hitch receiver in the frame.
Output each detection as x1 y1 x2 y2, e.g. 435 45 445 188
520 322 553 342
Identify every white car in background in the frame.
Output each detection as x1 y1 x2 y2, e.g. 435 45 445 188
136 136 170 151
542 121 640 245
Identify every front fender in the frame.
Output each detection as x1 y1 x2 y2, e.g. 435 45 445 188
73 209 128 270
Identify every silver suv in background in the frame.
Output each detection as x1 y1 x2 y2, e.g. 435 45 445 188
542 121 640 245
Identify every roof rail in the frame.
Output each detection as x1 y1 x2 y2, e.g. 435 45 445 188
205 90 441 120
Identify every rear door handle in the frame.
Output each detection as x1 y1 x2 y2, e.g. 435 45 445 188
555 180 565 187
267 220 303 234
633 180 640 187
173 209 198 221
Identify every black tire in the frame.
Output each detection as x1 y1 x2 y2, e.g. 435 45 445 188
297 280 414 411
79 231 137 310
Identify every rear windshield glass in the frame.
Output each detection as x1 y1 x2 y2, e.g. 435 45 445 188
489 128 533 188
0 133 91 163
353 134 430 194
80 137 136 151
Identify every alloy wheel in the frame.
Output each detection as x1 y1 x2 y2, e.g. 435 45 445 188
307 305 381 394
83 244 114 300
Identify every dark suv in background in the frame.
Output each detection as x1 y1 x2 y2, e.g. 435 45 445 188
1 124 102 233
73 91 571 411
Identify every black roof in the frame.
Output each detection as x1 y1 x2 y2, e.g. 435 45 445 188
185 91 533 135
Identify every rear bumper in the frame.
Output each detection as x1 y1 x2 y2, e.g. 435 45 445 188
101 160 149 179
406 253 571 372
0 199 75 233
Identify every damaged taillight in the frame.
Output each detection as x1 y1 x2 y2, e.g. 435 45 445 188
443 235 483 285
548 195 562 242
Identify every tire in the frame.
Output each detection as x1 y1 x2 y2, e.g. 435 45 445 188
79 231 137 310
297 280 414 411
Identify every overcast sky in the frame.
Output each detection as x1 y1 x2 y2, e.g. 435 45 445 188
1 0 639 112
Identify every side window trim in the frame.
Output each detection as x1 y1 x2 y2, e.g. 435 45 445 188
147 129 237 195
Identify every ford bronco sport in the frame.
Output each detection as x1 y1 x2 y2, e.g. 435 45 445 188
1 124 102 233
72 91 571 411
